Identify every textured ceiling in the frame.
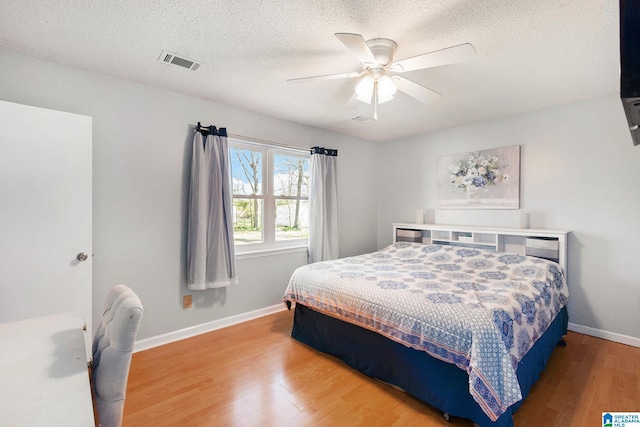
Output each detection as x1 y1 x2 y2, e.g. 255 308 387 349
0 0 619 142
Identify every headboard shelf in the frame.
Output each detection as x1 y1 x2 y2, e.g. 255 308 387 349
392 222 570 278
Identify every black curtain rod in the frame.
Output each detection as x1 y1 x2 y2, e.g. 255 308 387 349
196 122 227 137
311 146 338 156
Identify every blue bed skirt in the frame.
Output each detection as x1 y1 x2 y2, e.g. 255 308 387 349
291 304 568 427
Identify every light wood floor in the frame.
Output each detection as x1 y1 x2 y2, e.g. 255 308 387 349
124 309 640 426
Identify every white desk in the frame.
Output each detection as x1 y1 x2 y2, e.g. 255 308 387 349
0 312 95 426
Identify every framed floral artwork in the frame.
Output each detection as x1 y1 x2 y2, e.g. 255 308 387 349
436 145 520 209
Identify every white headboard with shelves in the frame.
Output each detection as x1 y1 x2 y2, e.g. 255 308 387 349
392 223 570 279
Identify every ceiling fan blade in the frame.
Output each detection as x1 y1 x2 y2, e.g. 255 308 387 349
351 115 373 123
349 93 377 122
335 33 377 65
392 43 476 72
395 77 442 105
287 71 362 83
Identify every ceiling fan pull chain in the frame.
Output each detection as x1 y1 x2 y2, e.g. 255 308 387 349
373 80 378 120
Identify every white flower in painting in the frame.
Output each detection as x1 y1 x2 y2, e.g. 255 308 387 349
501 173 511 182
449 151 505 191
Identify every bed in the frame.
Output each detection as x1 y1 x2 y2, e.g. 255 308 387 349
283 241 569 427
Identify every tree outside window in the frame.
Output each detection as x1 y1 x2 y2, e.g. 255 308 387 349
230 141 309 248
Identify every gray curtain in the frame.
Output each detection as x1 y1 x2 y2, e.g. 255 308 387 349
308 147 338 263
187 126 238 290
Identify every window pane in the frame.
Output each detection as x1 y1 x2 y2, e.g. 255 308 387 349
273 153 309 197
233 198 263 245
275 199 309 241
231 148 263 196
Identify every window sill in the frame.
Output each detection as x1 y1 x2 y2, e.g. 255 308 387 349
235 245 308 260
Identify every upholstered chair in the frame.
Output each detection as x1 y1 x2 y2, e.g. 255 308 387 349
92 285 143 427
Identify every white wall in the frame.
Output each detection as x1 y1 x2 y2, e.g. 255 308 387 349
0 50 379 340
376 94 640 342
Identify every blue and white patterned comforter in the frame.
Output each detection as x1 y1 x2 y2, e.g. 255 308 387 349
283 242 569 421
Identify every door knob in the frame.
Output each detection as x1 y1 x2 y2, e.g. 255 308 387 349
77 252 88 262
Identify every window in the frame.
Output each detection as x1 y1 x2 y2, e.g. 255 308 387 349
229 139 309 252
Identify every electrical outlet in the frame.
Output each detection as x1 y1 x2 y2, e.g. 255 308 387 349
183 295 193 309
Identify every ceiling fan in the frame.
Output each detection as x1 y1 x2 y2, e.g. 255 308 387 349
288 33 476 121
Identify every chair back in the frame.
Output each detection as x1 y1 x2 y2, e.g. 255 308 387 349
92 285 143 427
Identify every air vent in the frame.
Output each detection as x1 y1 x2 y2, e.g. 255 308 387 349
158 50 201 71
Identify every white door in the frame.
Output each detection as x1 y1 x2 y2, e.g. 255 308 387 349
0 100 92 356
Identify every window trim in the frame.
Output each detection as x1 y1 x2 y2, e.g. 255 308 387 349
229 137 309 255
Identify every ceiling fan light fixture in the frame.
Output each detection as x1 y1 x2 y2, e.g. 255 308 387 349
355 75 398 104
355 76 374 103
377 76 397 103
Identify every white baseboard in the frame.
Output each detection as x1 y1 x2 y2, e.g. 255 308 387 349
133 303 288 353
568 322 640 348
